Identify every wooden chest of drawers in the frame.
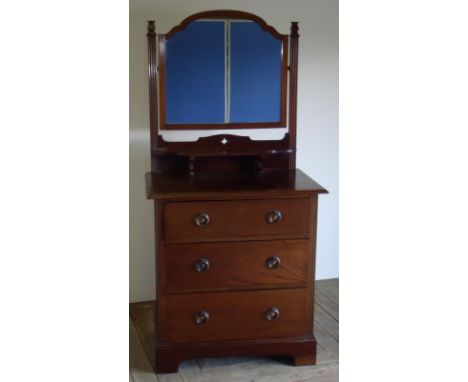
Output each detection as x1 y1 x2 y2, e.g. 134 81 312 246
146 170 327 373
143 9 330 374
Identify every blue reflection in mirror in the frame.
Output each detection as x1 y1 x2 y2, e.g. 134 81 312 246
230 21 282 123
165 20 283 125
166 21 225 124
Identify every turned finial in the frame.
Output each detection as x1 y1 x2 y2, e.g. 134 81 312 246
291 22 299 37
147 20 156 37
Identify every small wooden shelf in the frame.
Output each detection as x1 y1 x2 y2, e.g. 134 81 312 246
153 148 293 157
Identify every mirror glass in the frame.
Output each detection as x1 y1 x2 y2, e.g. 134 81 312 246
164 19 285 127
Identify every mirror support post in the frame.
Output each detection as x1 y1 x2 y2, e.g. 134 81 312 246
288 22 299 170
147 20 159 171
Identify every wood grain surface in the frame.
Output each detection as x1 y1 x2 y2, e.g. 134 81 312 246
164 239 309 293
162 288 309 343
146 169 328 201
130 278 339 381
164 198 310 243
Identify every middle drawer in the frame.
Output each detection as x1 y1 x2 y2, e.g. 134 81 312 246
164 239 309 293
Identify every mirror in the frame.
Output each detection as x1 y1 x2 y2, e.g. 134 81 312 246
159 17 288 130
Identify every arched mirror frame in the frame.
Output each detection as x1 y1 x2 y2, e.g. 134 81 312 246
147 11 300 173
157 10 288 130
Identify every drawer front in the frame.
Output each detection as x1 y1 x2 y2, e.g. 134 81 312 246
165 240 309 293
164 198 310 243
163 289 310 343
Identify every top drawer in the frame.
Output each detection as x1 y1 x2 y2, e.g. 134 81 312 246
164 198 310 243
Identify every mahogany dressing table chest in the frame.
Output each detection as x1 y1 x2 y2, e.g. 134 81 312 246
144 10 328 373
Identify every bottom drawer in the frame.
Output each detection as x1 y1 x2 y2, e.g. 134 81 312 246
162 289 310 343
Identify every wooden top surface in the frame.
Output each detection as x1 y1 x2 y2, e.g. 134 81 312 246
146 169 328 201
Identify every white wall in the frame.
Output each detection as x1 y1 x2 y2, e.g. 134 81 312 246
130 0 338 302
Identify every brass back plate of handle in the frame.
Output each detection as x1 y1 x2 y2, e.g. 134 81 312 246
195 258 210 272
194 311 210 324
267 210 282 224
266 256 281 269
265 307 280 321
194 213 210 227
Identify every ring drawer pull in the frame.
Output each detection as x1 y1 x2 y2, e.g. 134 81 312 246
265 307 280 321
195 258 210 273
266 210 282 224
194 311 210 325
194 213 210 227
266 256 281 269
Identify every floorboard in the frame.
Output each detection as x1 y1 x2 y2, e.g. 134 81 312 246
129 320 159 382
316 280 339 305
315 290 339 321
314 304 339 341
130 278 339 382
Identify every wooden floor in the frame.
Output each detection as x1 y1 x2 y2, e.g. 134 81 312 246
130 278 338 382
